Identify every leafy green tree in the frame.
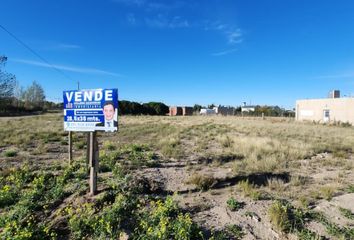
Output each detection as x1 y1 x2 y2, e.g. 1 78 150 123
143 102 169 115
235 106 241 113
208 103 216 109
118 100 168 115
254 105 286 117
193 104 202 113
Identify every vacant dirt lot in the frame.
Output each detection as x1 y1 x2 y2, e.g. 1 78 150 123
0 113 353 239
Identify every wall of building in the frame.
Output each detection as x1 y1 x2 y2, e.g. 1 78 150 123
200 109 216 115
182 107 193 116
241 106 255 112
169 106 183 116
296 98 354 124
213 107 234 116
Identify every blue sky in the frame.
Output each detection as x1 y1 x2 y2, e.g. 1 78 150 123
1 0 354 109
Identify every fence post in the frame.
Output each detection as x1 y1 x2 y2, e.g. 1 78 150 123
86 133 90 169
89 132 98 196
68 131 72 164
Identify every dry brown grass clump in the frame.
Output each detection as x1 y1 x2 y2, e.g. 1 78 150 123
186 173 216 191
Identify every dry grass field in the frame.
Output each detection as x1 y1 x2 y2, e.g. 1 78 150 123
0 113 354 239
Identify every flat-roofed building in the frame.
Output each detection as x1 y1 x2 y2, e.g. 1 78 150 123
200 108 216 115
296 91 354 124
213 106 235 116
182 107 193 116
169 106 183 116
169 106 193 116
241 105 256 112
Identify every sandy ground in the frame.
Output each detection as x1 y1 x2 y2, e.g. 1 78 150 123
134 153 354 239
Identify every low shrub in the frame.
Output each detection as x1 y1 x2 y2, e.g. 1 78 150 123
225 224 244 239
238 180 263 200
319 186 335 201
66 203 96 239
268 200 308 234
346 184 354 193
226 197 244 211
3 149 17 157
160 138 184 159
332 150 349 159
290 175 309 187
0 214 56 240
102 140 116 151
338 207 354 220
209 225 244 240
311 211 354 239
220 136 233 148
0 185 18 208
297 228 323 240
94 193 134 238
74 140 86 150
135 196 203 240
187 173 216 191
268 200 291 232
267 178 286 191
214 152 244 165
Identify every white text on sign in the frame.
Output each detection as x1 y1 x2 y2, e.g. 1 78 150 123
65 89 113 102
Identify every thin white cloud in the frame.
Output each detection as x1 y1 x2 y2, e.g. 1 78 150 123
169 16 189 28
126 13 137 25
112 0 145 7
212 48 238 56
227 29 243 44
113 0 184 11
145 14 168 28
215 24 227 30
204 20 243 45
145 1 185 11
114 1 243 45
56 43 81 49
12 59 122 77
33 41 81 51
313 73 354 79
145 14 189 29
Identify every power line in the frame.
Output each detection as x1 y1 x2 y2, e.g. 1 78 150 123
0 24 74 82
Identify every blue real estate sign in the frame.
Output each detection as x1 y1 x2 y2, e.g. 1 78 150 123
63 89 118 132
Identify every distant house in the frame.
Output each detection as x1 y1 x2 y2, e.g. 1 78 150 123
169 106 183 116
200 108 216 115
296 90 354 124
182 107 193 116
241 105 256 112
169 106 193 116
213 106 234 116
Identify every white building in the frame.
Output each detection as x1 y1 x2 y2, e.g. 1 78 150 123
200 108 216 115
241 105 256 112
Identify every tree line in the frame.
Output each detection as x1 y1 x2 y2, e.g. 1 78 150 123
252 105 294 117
0 56 56 115
118 100 169 115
